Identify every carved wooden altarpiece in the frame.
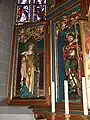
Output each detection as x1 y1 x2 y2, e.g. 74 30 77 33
8 21 51 107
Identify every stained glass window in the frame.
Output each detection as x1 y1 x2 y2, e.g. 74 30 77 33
16 0 46 24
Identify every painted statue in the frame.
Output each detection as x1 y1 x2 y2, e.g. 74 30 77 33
63 32 83 99
21 43 35 94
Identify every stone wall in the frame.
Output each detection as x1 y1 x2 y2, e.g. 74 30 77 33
0 0 35 119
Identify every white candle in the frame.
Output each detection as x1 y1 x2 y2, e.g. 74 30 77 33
64 80 69 114
88 77 90 109
51 81 55 113
82 77 88 115
89 5 90 12
88 50 90 59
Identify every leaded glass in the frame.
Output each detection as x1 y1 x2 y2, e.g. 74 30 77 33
16 0 46 24
18 0 29 4
33 0 46 4
33 4 46 21
17 5 29 23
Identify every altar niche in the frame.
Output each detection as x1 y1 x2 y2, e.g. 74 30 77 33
8 21 51 106
16 25 44 98
54 12 84 102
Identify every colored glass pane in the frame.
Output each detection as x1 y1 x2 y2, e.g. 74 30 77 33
17 5 29 22
17 0 46 23
33 4 46 21
18 0 29 4
33 0 46 4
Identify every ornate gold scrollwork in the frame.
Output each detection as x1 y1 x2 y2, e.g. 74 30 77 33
81 115 90 120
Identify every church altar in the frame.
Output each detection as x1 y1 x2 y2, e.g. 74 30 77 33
8 0 90 120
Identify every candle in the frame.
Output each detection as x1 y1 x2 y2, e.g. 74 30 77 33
88 50 90 59
64 80 69 114
51 81 55 113
82 77 88 115
89 5 90 11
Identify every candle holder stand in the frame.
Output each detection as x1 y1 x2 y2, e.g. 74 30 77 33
81 115 90 120
51 113 56 120
65 114 70 120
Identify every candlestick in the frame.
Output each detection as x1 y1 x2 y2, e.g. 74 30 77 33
65 114 70 120
51 113 56 120
64 80 69 114
82 77 88 115
86 5 90 20
51 81 55 113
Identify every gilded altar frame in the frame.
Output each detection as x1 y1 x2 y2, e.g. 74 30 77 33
8 21 51 107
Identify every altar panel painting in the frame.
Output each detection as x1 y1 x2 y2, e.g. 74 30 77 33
15 25 45 98
55 12 84 102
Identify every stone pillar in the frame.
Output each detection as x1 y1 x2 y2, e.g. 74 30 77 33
0 1 36 119
0 0 16 101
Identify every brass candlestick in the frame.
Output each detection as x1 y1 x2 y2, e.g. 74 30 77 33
81 115 90 120
51 113 56 120
65 114 70 120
